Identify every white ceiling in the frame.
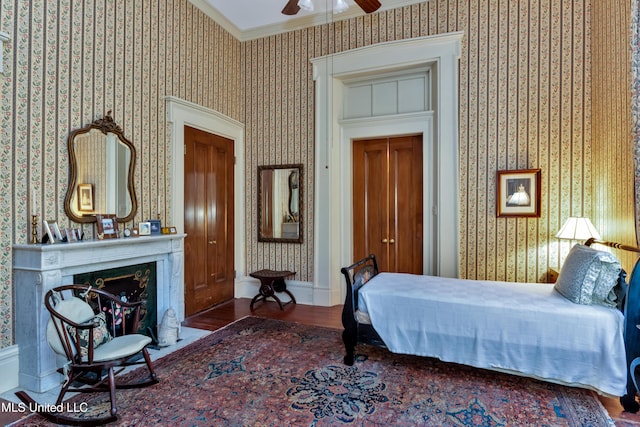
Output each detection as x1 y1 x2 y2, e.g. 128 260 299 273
205 0 349 31
190 0 427 41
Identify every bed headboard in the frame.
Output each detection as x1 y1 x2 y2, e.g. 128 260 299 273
340 254 383 364
340 254 379 322
586 238 640 412
585 238 640 255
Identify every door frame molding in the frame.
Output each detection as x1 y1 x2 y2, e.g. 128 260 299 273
166 96 246 283
311 32 463 306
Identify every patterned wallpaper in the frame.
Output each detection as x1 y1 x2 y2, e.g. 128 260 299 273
244 0 633 282
0 0 635 350
457 1 594 282
591 1 637 273
0 0 242 348
633 0 640 247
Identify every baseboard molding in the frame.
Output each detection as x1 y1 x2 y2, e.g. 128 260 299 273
0 345 19 393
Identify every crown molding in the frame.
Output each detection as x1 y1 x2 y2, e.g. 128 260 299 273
190 0 243 39
190 0 428 42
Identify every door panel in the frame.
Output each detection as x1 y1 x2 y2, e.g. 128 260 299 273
184 126 234 316
389 136 423 273
208 145 233 286
353 135 423 274
186 141 209 298
353 139 388 269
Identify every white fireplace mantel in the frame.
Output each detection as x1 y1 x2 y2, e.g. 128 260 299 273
13 234 185 392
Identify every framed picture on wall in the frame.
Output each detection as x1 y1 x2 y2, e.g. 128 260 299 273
96 214 119 239
496 169 542 218
78 184 94 212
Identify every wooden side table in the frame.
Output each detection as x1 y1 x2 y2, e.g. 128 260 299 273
547 268 559 283
249 269 297 311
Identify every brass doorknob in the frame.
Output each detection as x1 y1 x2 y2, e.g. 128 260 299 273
382 238 388 243
389 239 395 244
209 240 217 245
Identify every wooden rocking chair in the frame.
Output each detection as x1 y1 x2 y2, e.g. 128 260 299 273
15 284 159 426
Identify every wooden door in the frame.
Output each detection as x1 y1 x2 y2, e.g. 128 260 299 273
353 135 423 274
184 126 234 316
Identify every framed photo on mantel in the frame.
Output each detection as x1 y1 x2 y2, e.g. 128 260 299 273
42 220 56 244
95 214 119 239
148 219 161 235
138 221 151 236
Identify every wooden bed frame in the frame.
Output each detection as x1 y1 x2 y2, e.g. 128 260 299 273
340 239 640 412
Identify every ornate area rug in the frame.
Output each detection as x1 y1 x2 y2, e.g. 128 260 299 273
13 316 614 426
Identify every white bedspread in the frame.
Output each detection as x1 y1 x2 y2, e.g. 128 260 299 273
358 272 627 396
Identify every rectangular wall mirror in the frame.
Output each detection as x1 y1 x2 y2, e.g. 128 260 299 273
258 164 302 243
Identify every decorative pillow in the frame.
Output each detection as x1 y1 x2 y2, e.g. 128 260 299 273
554 244 622 307
591 258 623 307
65 312 112 356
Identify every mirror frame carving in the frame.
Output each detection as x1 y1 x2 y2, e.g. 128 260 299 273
64 111 138 224
257 164 303 244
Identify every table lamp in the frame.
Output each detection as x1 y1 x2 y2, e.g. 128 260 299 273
555 217 601 241
550 217 601 282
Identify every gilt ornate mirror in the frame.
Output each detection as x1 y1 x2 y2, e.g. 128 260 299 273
258 164 302 243
64 112 137 223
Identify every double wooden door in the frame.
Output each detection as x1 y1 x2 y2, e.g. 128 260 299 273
353 135 423 274
184 126 235 316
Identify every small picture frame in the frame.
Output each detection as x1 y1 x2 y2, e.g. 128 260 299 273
138 222 151 236
496 169 542 218
161 226 178 235
65 227 78 242
148 219 161 235
131 228 140 237
49 221 64 241
96 214 119 239
78 183 94 212
42 220 56 244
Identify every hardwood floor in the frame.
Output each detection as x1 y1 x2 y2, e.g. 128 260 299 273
184 297 640 425
182 297 343 331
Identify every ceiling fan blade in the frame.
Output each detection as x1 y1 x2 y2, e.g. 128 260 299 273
282 0 301 15
354 0 382 14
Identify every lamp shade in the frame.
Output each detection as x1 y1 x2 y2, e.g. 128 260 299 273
555 217 601 241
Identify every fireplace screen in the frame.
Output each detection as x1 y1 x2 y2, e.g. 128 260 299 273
74 262 156 337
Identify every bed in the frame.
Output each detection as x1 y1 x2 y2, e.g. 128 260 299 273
340 239 640 412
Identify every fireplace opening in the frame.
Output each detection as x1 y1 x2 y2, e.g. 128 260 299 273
74 262 157 337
